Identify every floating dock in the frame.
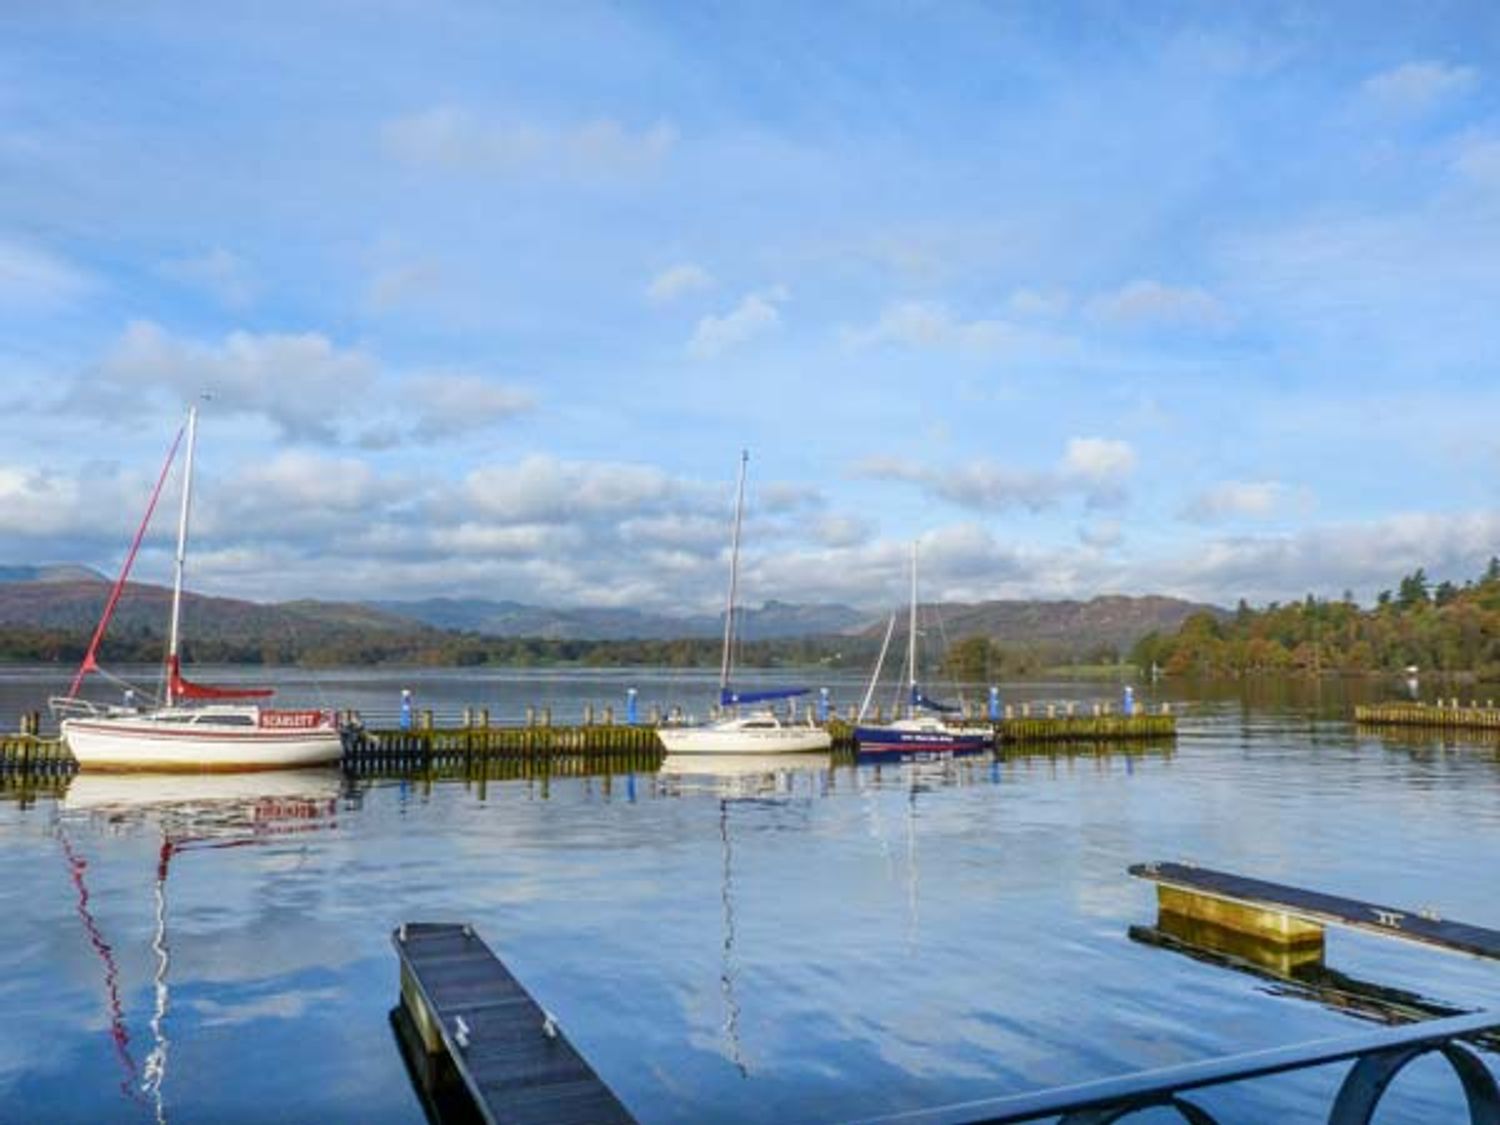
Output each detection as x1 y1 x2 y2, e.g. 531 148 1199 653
1131 861 1500 961
392 922 635 1125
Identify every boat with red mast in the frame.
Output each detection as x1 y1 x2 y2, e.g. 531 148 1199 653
49 403 342 771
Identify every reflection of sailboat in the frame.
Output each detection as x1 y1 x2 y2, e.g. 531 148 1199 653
658 452 832 755
57 771 342 1120
855 543 991 759
50 404 342 771
658 752 832 780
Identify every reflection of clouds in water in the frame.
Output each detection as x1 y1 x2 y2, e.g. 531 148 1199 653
189 985 343 1027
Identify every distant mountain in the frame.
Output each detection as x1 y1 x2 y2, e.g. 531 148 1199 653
0 570 1222 665
0 579 420 638
368 596 872 641
0 564 106 585
859 595 1225 653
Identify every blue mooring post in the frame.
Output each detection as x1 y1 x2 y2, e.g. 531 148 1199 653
818 687 829 723
988 685 1000 721
400 688 413 731
1123 684 1135 717
626 688 638 726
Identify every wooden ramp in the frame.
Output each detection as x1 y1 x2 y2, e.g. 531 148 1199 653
393 922 636 1125
1131 861 1500 960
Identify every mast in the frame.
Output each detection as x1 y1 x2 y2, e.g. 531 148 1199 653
907 540 918 716
165 404 198 707
719 450 749 694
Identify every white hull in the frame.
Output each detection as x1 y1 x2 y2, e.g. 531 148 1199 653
63 713 342 772
658 720 832 755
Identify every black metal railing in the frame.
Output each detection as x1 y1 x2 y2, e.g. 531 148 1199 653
851 1010 1500 1124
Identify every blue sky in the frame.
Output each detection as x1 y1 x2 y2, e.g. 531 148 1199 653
3 2 1500 613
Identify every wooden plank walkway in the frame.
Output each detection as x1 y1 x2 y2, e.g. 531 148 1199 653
393 922 636 1125
1131 861 1500 960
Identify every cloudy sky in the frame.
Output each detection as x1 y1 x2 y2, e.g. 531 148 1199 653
4 2 1500 614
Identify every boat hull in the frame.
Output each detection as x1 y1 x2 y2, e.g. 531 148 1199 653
853 724 991 761
657 726 833 754
62 718 343 772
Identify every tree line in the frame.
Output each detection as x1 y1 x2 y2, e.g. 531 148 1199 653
1131 559 1500 677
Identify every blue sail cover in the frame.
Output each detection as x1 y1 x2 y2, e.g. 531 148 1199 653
911 686 960 713
721 687 809 706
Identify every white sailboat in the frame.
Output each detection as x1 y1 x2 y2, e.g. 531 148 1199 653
657 451 831 755
50 404 342 771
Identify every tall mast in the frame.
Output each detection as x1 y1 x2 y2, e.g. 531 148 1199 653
165 404 198 706
719 449 749 693
907 540 918 715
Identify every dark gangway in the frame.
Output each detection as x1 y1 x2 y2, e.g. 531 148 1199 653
392 922 636 1125
1131 860 1500 960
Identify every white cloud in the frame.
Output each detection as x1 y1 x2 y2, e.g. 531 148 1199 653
0 237 92 308
813 513 873 549
687 288 786 359
406 373 533 440
1078 519 1124 549
842 300 1013 352
1124 511 1500 605
1062 437 1137 482
382 107 676 175
1453 134 1500 188
462 455 690 525
159 248 256 309
88 320 377 442
1362 61 1478 116
365 259 442 312
1180 479 1312 524
646 263 713 304
1086 280 1231 330
1006 288 1072 319
852 438 1138 512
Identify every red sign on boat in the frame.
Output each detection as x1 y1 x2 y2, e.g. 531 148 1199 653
259 710 329 730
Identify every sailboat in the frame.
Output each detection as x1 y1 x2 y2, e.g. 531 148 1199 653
49 404 343 771
853 543 991 759
657 451 832 755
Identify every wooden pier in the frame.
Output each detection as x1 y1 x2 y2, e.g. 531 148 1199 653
997 712 1175 744
1131 861 1500 961
392 922 635 1125
1356 700 1500 733
0 701 1177 779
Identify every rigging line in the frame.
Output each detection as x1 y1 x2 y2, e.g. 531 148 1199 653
57 825 149 1108
933 609 968 710
68 421 188 699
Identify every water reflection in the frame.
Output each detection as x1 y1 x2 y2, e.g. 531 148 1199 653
56 770 343 1122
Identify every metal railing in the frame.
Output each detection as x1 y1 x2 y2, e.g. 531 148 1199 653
851 1010 1500 1124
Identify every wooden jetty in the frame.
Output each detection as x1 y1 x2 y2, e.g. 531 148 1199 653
1131 861 1500 962
1356 700 1500 733
0 698 1177 778
392 922 635 1125
997 711 1174 744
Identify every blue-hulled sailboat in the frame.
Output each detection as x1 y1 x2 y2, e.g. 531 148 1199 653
853 543 991 760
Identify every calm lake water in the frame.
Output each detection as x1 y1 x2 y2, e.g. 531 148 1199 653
2 667 1499 1122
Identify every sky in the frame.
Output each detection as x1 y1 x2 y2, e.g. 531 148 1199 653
3 1 1500 615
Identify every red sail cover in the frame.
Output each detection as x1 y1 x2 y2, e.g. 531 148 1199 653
168 656 274 701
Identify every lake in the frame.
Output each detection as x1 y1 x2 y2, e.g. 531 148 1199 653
1 667 1497 1123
